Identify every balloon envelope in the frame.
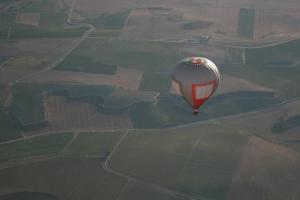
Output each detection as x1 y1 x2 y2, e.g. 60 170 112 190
172 57 220 114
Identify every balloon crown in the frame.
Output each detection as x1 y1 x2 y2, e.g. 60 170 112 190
185 57 205 66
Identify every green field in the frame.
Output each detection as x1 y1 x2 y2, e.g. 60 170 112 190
10 24 88 39
0 85 7 107
0 133 73 162
89 29 121 37
10 83 284 130
129 91 283 129
182 20 213 30
55 54 118 74
10 84 46 126
67 84 115 100
139 73 171 92
21 0 59 13
0 13 15 39
222 65 300 98
0 157 183 200
0 192 58 200
0 0 87 39
85 11 131 29
0 85 22 142
110 123 249 199
119 182 184 200
61 38 181 73
0 110 22 143
129 102 170 129
82 10 130 38
0 158 127 200
271 115 300 134
0 56 8 65
9 83 115 127
237 8 256 39
246 39 300 65
39 13 66 29
62 132 124 156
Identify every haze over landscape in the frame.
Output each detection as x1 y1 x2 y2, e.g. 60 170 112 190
0 0 300 199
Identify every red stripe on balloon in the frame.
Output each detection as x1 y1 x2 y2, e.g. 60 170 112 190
191 80 216 111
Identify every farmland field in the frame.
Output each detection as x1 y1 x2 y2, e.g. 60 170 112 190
22 67 143 90
0 56 8 65
103 87 157 108
1 37 82 68
139 73 171 93
61 38 181 73
118 182 184 200
219 99 300 142
227 136 300 200
0 0 300 199
0 110 22 143
0 85 8 107
84 11 131 29
8 83 135 130
0 192 58 200
237 8 256 39
10 84 46 126
21 0 58 13
222 65 300 98
62 131 124 156
55 53 118 74
110 123 250 199
0 133 72 161
246 39 300 65
0 0 88 39
0 158 127 200
129 91 283 128
43 95 133 134
271 115 300 134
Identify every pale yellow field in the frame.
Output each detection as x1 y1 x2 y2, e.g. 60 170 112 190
227 136 300 200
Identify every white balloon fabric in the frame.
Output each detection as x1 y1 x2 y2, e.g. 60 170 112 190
172 57 220 114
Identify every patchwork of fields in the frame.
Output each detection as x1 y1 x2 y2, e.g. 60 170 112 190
0 0 300 199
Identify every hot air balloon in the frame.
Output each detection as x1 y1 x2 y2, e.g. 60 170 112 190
172 57 220 114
